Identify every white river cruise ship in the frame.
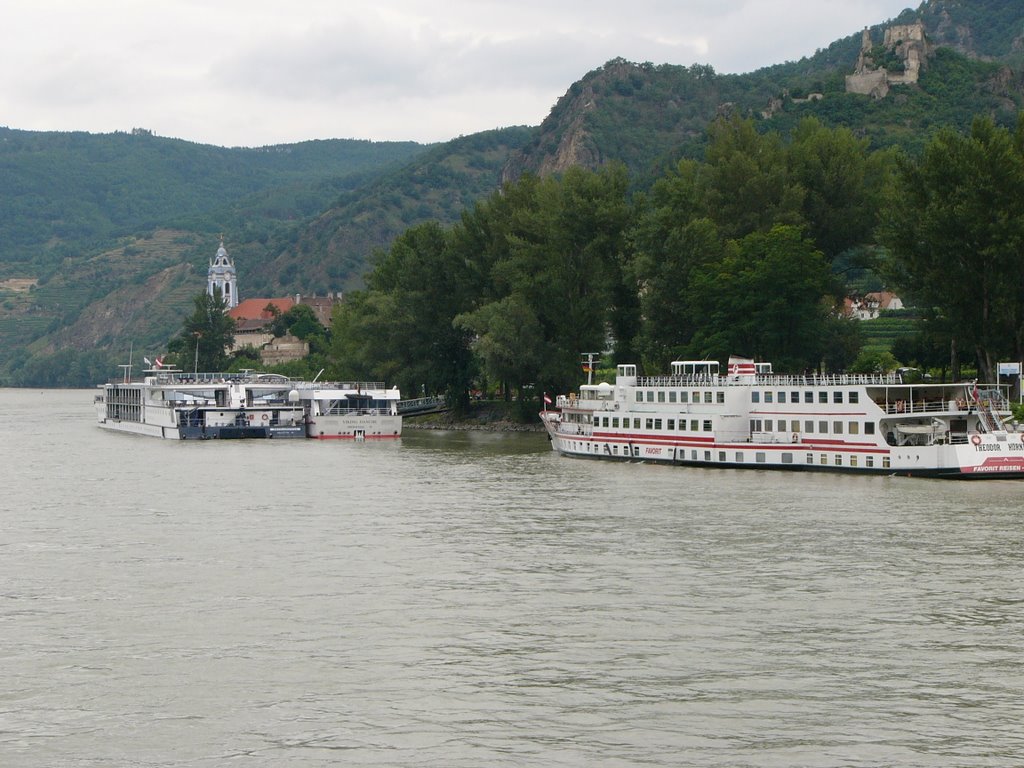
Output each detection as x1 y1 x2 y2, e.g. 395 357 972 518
96 367 401 440
541 356 1024 479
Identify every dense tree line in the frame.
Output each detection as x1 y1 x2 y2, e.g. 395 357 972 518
320 113 1024 413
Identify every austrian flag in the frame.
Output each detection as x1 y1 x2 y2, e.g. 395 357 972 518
543 393 553 405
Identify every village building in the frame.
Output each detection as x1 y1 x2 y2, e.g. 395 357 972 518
844 291 905 320
206 241 340 365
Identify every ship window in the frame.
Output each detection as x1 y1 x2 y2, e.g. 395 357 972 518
791 419 800 433
654 419 662 430
820 453 828 465
867 456 875 468
704 451 712 461
806 453 814 464
736 452 744 462
750 419 762 432
850 455 858 467
752 391 760 403
646 391 655 402
658 391 666 403
849 391 859 404
882 457 891 469
717 392 724 403
680 392 689 403
865 422 875 435
704 392 713 403
849 422 860 435
834 392 844 404
703 420 712 432
636 391 643 402
835 454 843 466
819 420 828 433
692 391 700 402
669 391 677 403
805 420 814 433
691 450 698 460
819 392 828 403
634 418 641 429
719 451 726 462
833 421 844 434
645 419 653 430
765 392 774 403
791 392 800 403
782 453 793 464
612 417 619 428
756 452 766 463
804 392 814 403
778 392 787 403
667 419 675 430
690 419 699 431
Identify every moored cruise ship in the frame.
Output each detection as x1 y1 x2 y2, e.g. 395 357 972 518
96 366 401 440
540 356 1024 479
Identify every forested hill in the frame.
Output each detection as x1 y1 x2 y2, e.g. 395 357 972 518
3 0 1024 386
0 128 427 275
504 0 1024 183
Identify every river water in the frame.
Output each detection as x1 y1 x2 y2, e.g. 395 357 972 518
1 388 1022 767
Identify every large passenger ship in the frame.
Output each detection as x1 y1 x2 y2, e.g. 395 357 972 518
96 366 401 440
540 356 1024 478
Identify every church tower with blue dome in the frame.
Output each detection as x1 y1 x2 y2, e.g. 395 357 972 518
207 239 238 309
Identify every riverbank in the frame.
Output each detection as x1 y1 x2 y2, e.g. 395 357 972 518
403 401 544 432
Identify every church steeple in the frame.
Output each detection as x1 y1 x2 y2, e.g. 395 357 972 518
207 238 238 309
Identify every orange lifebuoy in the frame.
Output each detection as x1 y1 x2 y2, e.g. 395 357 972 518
971 435 981 446
262 413 269 422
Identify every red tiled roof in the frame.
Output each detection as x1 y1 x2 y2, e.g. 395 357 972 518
228 298 295 321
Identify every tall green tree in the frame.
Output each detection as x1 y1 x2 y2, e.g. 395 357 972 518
330 221 478 404
880 114 1024 381
496 165 633 391
702 115 804 240
787 117 891 262
687 225 839 370
167 289 236 372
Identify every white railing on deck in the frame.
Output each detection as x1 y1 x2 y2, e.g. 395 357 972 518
636 372 901 387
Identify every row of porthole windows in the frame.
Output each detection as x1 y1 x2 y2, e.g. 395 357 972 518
595 415 713 432
567 440 891 469
752 418 876 436
637 390 725 404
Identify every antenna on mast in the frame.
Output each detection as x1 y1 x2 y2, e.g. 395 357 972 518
581 352 600 386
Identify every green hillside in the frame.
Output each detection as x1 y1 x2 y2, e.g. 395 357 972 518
3 0 1024 386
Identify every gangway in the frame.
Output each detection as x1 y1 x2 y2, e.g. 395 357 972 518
397 396 448 416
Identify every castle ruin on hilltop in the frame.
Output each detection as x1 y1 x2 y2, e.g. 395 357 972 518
846 22 933 99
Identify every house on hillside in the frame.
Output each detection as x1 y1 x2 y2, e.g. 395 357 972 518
844 291 904 320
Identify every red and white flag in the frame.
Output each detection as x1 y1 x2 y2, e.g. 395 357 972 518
154 356 164 369
543 393 552 405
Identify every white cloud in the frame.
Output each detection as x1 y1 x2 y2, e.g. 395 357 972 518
0 0 913 147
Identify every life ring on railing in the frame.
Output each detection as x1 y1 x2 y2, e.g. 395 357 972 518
970 434 981 446
262 413 269 422
792 433 799 443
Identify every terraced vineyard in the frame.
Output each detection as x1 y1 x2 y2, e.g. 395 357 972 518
858 312 919 355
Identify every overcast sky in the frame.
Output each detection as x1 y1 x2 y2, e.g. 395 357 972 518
2 1 913 148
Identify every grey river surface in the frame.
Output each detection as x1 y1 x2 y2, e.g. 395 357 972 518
2 388 1023 767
